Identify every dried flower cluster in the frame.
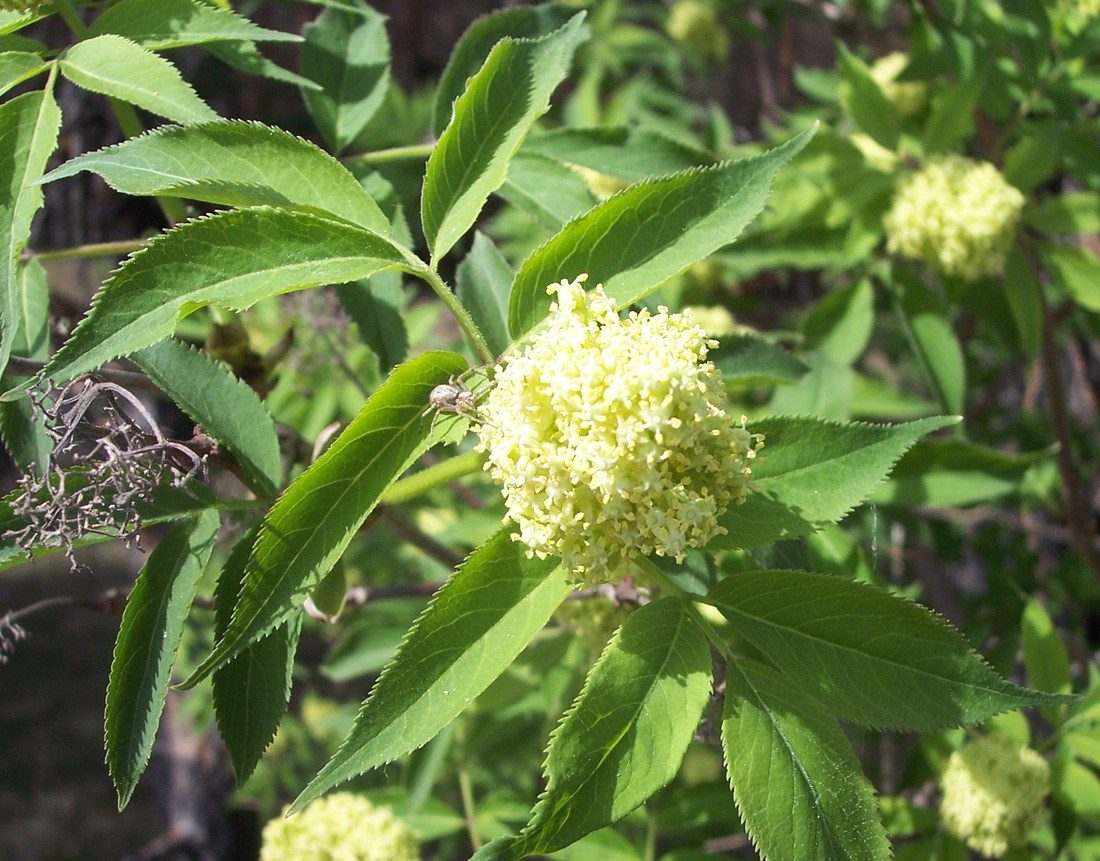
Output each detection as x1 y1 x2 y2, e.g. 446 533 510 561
940 734 1051 857
260 793 419 861
4 379 205 566
884 155 1025 281
476 275 762 585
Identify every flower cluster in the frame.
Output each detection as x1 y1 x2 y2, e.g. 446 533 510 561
260 793 419 861
666 0 729 61
476 275 762 585
554 596 635 657
870 52 927 118
884 155 1025 281
940 734 1050 858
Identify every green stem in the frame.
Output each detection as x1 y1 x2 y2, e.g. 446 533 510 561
342 143 434 166
457 755 482 850
53 0 87 37
382 450 487 506
408 257 496 365
32 239 147 262
633 556 736 662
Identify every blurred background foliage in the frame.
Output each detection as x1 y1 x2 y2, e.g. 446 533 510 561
2 0 1100 858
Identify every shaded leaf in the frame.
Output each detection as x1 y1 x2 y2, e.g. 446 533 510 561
42 120 388 234
212 525 302 783
1042 242 1100 313
711 333 809 387
801 279 874 366
335 275 407 372
203 40 322 92
709 569 1068 730
179 352 467 689
14 207 407 395
0 89 60 375
1002 245 1042 360
837 43 899 151
485 599 712 859
0 258 49 471
59 35 218 124
509 129 813 338
723 659 890 861
498 151 597 231
291 528 572 813
132 339 282 496
421 14 588 262
456 232 513 358
105 510 220 808
1023 192 1100 236
711 414 957 550
521 126 714 183
87 0 299 49
301 0 391 154
870 437 1050 507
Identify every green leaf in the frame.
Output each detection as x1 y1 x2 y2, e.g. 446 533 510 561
15 207 407 395
456 232 514 358
1023 192 1100 236
708 569 1067 731
42 120 389 233
892 268 965 414
1003 245 1042 360
131 338 282 496
801 279 875 366
711 333 809 387
203 40 322 92
290 527 572 813
870 437 1050 507
487 599 712 859
521 126 714 183
432 5 577 138
1003 121 1060 193
0 89 59 376
922 72 984 155
509 129 813 338
212 525 302 784
836 43 899 151
0 9 46 36
178 351 467 690
301 0 391 154
0 51 46 97
421 13 588 262
59 35 218 124
104 509 220 808
335 276 407 372
0 258 49 472
87 0 300 49
711 414 957 550
1021 598 1071 699
722 659 890 861
498 151 597 231
1042 242 1100 313
768 353 853 422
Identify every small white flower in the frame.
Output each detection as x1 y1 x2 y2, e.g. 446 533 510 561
884 155 1025 281
940 734 1050 857
476 275 762 585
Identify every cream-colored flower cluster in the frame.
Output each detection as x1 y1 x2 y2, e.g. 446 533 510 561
260 793 419 861
554 596 635 657
884 155 1025 281
940 734 1050 858
870 52 928 119
476 275 762 585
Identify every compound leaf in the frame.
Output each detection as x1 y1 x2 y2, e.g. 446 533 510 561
291 527 572 813
11 206 407 395
711 414 957 550
105 510 220 808
485 599 712 859
708 569 1070 730
178 351 467 689
59 35 217 124
509 129 813 338
43 120 389 233
132 338 281 496
421 13 587 262
722 659 890 861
